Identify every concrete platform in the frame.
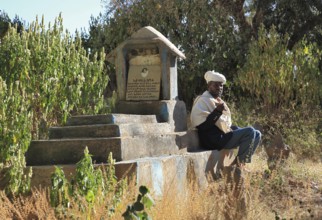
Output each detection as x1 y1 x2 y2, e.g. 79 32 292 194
29 150 236 196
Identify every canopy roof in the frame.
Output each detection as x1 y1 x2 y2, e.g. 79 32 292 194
106 26 186 63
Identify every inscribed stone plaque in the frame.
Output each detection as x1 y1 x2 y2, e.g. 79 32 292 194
126 55 161 101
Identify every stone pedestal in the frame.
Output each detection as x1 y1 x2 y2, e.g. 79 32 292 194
115 100 187 132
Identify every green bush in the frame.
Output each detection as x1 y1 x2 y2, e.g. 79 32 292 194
235 25 321 158
85 0 247 109
122 185 154 220
236 25 321 112
50 148 127 219
0 15 109 195
0 76 32 196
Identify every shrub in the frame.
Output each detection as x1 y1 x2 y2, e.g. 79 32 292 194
50 148 127 219
235 24 321 159
236 24 321 113
0 15 109 195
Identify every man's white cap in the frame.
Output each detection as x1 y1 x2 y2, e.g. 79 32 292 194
204 70 226 84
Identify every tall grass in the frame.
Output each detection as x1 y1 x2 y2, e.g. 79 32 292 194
1 153 321 219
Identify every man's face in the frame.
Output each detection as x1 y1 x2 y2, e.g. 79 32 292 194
207 81 223 98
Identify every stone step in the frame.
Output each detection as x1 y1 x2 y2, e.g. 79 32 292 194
49 123 172 139
27 150 237 195
66 114 158 126
26 133 187 166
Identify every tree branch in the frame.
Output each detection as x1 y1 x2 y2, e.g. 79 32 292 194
288 14 322 49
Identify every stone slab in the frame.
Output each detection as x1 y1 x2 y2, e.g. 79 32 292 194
175 130 200 152
115 100 187 132
26 138 121 165
49 123 172 139
66 114 157 126
126 63 161 101
49 124 121 139
26 133 187 166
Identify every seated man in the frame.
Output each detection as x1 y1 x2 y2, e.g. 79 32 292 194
190 70 261 169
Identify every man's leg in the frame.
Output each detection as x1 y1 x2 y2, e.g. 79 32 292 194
251 129 261 156
223 127 261 164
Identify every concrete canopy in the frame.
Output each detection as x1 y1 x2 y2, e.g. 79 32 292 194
106 26 186 63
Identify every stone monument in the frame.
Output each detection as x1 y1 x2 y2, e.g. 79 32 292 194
106 26 187 132
16 26 238 197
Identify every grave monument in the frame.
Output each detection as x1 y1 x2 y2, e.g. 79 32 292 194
106 26 187 132
18 26 237 197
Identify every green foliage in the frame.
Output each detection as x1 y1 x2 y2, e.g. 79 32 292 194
73 147 103 204
0 15 109 139
83 0 322 110
84 0 246 108
50 166 70 208
282 109 322 160
237 25 322 112
0 76 32 196
4 151 32 196
122 185 154 220
0 10 25 39
0 14 109 196
50 147 127 219
234 25 322 159
0 10 11 38
248 0 322 50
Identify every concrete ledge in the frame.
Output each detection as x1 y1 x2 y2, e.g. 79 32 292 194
175 129 200 151
27 150 236 196
49 123 172 139
116 150 236 196
27 128 234 168
26 138 122 165
115 100 187 132
66 114 158 126
26 133 187 165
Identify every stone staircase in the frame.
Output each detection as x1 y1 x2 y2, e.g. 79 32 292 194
26 114 187 166
25 113 236 195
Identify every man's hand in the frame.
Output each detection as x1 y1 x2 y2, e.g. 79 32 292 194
215 102 225 112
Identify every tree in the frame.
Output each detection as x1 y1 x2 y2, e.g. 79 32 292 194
83 0 246 108
0 10 25 39
0 10 11 39
214 0 322 48
237 25 322 112
82 0 322 108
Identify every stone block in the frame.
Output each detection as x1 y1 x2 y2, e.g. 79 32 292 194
115 100 187 132
49 123 172 139
175 129 200 151
26 133 187 166
66 114 157 126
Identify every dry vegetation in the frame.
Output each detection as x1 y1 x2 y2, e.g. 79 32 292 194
0 150 321 220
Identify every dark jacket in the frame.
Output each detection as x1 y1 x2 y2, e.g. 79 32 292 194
196 109 233 150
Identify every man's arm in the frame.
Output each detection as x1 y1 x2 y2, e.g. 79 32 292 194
197 108 223 131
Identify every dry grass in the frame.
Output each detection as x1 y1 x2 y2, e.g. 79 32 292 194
0 188 56 220
0 152 321 220
246 151 322 219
